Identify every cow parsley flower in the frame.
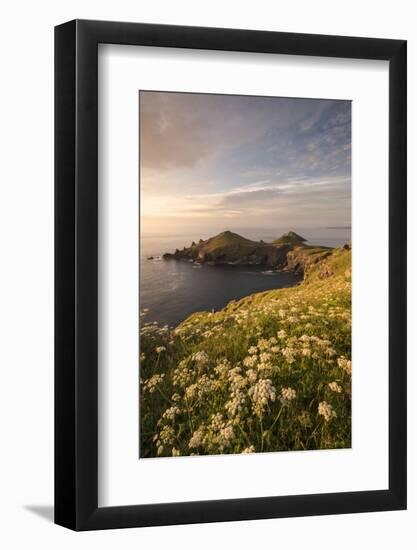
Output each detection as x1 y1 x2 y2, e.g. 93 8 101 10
243 355 257 368
142 373 165 394
337 356 352 375
282 347 296 364
280 387 297 405
328 381 342 393
161 405 180 421
192 351 209 366
189 427 205 449
249 379 276 416
318 401 337 422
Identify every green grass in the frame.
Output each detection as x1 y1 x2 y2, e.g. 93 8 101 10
188 230 275 262
199 230 258 251
140 247 351 458
272 231 307 245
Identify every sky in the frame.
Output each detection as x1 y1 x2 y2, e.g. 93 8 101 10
140 91 351 236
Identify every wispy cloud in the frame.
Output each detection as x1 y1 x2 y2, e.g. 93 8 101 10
140 92 351 233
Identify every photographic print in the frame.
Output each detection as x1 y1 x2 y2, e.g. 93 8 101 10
139 91 351 459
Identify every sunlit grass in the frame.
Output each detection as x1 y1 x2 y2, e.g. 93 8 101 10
140 247 351 458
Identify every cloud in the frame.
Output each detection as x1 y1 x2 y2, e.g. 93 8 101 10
140 92 211 170
140 92 350 174
140 92 351 230
140 92 271 172
216 176 349 209
142 176 350 222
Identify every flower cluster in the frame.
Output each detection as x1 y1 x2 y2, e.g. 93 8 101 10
328 381 342 393
248 379 276 416
337 356 352 375
318 401 337 422
280 387 297 405
140 246 352 457
142 373 165 394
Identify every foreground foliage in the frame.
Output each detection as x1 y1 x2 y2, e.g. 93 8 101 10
140 247 351 457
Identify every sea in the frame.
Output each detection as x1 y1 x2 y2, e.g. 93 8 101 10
140 227 351 328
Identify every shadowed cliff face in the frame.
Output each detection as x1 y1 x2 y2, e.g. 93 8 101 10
162 230 334 274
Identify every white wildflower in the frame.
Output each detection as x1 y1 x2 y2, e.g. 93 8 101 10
328 381 342 393
246 369 257 383
161 405 180 421
318 401 337 422
280 387 297 405
249 379 276 416
257 338 269 351
142 373 165 394
189 427 205 449
185 384 198 399
243 355 258 368
337 356 352 375
282 347 296 364
159 425 175 445
192 351 209 366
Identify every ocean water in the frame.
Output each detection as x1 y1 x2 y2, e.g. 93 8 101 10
140 227 350 328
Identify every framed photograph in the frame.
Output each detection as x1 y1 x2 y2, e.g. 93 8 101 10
55 20 406 530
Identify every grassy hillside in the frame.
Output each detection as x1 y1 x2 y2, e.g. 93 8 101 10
194 230 272 262
272 231 307 245
163 230 331 270
140 246 351 457
199 230 257 251
165 230 285 265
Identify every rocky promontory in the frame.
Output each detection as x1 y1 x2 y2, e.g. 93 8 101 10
163 230 333 275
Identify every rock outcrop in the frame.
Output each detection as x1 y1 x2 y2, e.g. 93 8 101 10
272 231 307 245
163 230 332 275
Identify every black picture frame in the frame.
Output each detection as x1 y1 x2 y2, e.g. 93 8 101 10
55 19 407 531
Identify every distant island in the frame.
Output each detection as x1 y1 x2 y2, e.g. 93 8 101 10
162 230 336 275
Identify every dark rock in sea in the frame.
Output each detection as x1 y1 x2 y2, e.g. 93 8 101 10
147 256 154 260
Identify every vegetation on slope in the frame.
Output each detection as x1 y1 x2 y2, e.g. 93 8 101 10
163 230 285 265
163 230 330 271
272 231 307 245
283 244 333 274
140 246 351 458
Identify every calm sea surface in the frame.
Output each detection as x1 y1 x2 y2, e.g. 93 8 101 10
140 227 351 328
